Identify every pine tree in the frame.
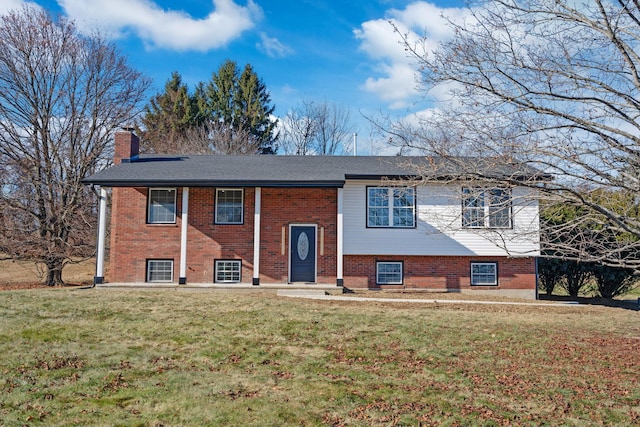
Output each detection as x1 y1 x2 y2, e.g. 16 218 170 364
139 71 202 153
205 60 277 154
140 61 278 154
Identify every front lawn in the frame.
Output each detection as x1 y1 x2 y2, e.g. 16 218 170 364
0 289 638 426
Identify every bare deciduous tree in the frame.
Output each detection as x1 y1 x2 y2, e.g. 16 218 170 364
376 0 640 270
280 99 353 155
170 121 262 155
0 6 150 285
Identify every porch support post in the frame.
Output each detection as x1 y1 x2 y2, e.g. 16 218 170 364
253 187 261 285
336 187 344 286
179 187 189 284
94 187 108 285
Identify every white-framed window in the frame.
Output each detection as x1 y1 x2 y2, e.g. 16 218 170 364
146 259 174 282
367 187 415 228
462 188 511 228
471 262 498 286
215 260 242 283
376 261 403 285
215 189 244 224
148 188 176 224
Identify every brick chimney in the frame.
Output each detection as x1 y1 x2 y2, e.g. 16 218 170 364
114 127 139 164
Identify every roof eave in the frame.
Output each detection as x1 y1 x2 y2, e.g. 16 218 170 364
81 179 345 188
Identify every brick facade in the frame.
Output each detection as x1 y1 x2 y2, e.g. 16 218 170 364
259 188 337 283
109 187 182 282
109 185 339 284
343 255 536 291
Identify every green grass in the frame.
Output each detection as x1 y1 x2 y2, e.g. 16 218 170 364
0 289 638 426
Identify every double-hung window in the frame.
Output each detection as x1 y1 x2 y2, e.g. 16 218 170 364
367 187 415 228
471 262 498 286
146 260 174 282
215 189 243 224
148 188 176 224
376 261 403 285
462 187 511 228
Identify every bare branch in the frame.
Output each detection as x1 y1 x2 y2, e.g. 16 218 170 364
0 6 150 285
377 0 640 270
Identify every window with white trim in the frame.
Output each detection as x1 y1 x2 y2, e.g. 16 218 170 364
215 260 241 283
148 188 176 224
471 262 498 286
215 189 244 224
367 187 415 228
146 260 174 282
462 188 511 228
376 261 403 285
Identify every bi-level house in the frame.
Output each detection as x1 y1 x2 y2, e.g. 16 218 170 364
83 130 545 299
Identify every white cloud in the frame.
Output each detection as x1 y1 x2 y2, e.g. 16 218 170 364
58 0 261 51
257 32 294 58
0 0 38 15
354 1 469 109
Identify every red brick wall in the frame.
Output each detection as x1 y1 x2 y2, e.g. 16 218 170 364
109 186 338 284
259 188 337 283
109 187 182 282
186 188 255 283
343 255 536 290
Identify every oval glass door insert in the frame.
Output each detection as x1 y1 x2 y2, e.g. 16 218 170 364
297 232 309 260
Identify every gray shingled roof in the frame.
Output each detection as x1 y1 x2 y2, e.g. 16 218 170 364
82 155 547 187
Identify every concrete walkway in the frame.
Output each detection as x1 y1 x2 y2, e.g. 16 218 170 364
276 289 585 307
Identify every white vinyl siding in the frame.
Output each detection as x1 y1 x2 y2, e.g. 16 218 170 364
146 260 173 282
215 260 241 283
215 189 243 224
148 188 176 224
343 181 540 257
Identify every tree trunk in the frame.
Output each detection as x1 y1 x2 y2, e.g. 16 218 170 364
45 262 64 287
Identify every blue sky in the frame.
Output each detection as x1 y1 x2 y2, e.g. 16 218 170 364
1 0 467 153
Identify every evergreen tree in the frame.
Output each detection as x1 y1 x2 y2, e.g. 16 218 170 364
139 71 202 153
140 61 277 154
205 60 277 154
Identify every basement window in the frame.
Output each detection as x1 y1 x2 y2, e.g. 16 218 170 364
471 262 498 286
215 260 242 283
146 260 174 283
376 261 403 285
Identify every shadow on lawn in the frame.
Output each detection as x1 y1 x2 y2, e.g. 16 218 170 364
539 294 640 311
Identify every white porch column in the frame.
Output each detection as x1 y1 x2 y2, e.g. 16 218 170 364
179 187 189 284
94 187 108 285
337 187 344 286
253 187 261 285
